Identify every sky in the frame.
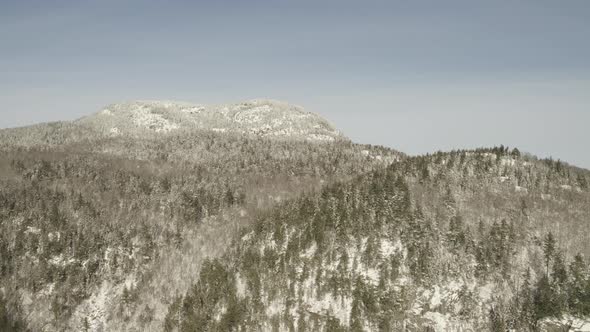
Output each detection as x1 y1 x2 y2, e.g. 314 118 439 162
1 0 589 168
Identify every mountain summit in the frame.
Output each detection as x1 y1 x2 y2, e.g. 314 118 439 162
77 99 343 142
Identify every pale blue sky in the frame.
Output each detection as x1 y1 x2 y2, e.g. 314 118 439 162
1 0 589 168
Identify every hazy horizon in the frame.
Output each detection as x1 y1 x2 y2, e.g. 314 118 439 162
1 0 589 168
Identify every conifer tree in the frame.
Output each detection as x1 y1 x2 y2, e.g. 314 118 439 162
543 232 556 278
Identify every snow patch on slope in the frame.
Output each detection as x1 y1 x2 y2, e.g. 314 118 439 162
234 105 272 124
542 315 590 331
68 276 137 331
423 311 450 331
131 108 179 133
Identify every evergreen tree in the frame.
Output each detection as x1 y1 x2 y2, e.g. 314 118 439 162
533 275 559 320
569 254 590 315
543 232 556 278
552 252 569 314
518 269 538 331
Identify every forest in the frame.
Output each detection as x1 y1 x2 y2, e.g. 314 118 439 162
165 147 590 331
0 117 589 331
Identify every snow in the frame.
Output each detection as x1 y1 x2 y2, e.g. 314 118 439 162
360 267 380 285
69 276 137 331
234 105 271 124
411 302 423 315
397 275 410 286
265 298 284 317
501 158 516 167
561 184 572 190
482 153 496 160
271 118 287 126
307 134 336 142
423 311 450 331
48 231 61 242
180 106 205 114
241 232 253 242
70 281 111 331
301 242 317 259
39 282 55 297
268 127 295 137
131 108 179 133
103 247 114 264
25 226 41 235
430 286 442 307
305 293 352 324
248 124 273 135
85 99 344 141
11 216 25 226
49 253 76 267
542 315 590 331
380 239 404 258
478 283 494 303
236 274 247 298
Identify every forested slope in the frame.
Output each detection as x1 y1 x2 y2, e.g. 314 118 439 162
1 101 589 331
0 111 399 331
166 147 590 331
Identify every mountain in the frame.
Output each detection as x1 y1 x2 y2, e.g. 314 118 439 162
1 100 589 332
0 99 343 155
77 99 343 142
0 100 399 332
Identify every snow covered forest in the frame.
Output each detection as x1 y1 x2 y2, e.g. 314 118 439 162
0 101 589 331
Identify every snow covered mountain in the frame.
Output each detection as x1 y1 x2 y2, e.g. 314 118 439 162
3 100 589 332
77 99 343 142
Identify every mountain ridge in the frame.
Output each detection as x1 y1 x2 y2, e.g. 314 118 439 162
76 99 344 142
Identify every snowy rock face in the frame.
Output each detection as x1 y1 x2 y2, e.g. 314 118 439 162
78 99 343 142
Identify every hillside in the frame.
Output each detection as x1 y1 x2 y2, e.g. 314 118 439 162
1 101 589 332
167 148 590 331
0 101 399 331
